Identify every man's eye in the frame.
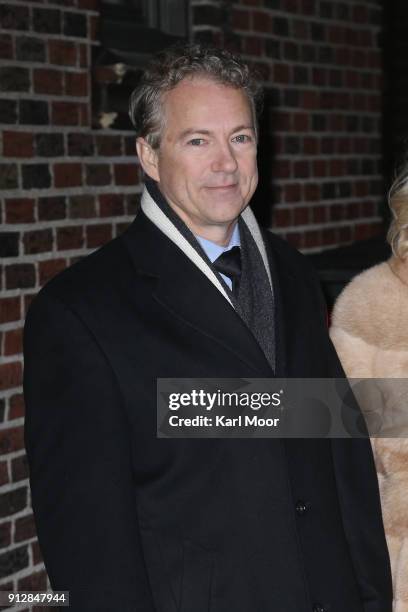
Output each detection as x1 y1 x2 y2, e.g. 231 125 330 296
232 134 252 143
188 138 205 146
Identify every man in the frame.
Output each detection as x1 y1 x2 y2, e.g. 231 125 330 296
24 44 392 611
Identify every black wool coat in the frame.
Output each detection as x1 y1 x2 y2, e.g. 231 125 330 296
23 207 392 612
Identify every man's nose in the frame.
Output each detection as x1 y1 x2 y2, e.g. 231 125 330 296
211 143 238 173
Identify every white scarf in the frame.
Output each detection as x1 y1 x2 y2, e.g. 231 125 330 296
140 186 273 308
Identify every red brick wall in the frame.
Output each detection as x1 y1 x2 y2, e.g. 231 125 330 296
0 0 141 596
0 0 384 595
192 0 384 251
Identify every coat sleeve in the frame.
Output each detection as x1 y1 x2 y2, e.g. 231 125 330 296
23 290 157 612
328 308 393 610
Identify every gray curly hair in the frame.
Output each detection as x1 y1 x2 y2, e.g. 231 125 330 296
129 43 263 150
388 164 408 259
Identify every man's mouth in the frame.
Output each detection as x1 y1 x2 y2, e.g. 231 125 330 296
206 184 238 190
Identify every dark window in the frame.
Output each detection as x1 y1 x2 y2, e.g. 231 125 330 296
93 0 189 130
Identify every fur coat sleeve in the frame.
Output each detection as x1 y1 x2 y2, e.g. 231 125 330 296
330 257 408 611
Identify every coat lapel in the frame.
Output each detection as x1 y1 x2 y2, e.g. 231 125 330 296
121 210 274 376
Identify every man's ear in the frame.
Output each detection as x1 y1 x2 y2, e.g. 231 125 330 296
136 138 160 182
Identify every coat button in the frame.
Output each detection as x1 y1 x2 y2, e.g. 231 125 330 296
313 605 326 612
295 500 309 515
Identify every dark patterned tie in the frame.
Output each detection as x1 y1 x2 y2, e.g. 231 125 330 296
214 246 242 297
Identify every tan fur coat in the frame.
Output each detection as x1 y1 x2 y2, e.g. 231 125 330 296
330 256 408 611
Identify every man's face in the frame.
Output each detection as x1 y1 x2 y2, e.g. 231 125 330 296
138 76 258 241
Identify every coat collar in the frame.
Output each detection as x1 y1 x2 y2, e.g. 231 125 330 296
140 186 233 305
140 185 274 303
120 204 276 377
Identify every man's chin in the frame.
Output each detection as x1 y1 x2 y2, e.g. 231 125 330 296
201 194 247 218
204 207 245 226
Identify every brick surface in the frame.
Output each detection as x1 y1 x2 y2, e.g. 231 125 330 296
232 8 251 30
126 194 140 216
39 259 66 285
0 426 24 455
15 515 38 544
0 463 9 487
23 229 53 255
31 541 43 566
19 100 49 126
33 8 61 34
68 133 94 156
86 163 111 186
69 194 96 218
24 294 36 316
22 164 51 190
0 164 18 190
79 43 88 68
18 569 48 591
0 232 19 258
116 221 131 236
38 196 66 221
54 162 82 188
99 193 124 217
57 226 84 250
49 40 77 66
0 523 11 549
97 135 122 156
0 67 30 92
79 103 89 126
33 68 64 96
16 36 46 63
0 99 17 123
0 545 28 579
9 393 25 420
3 131 34 158
252 10 273 33
65 71 88 97
36 133 65 157
52 101 79 125
0 5 29 31
114 164 138 186
86 224 112 248
89 14 99 41
0 297 21 324
0 362 22 391
0 35 13 59
63 11 88 38
11 455 28 483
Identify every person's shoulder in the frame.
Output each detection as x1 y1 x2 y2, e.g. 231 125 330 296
347 259 393 291
331 259 397 341
333 260 392 319
29 232 128 313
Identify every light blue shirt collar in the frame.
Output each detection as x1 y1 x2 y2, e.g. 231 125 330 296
195 223 240 263
195 223 240 290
